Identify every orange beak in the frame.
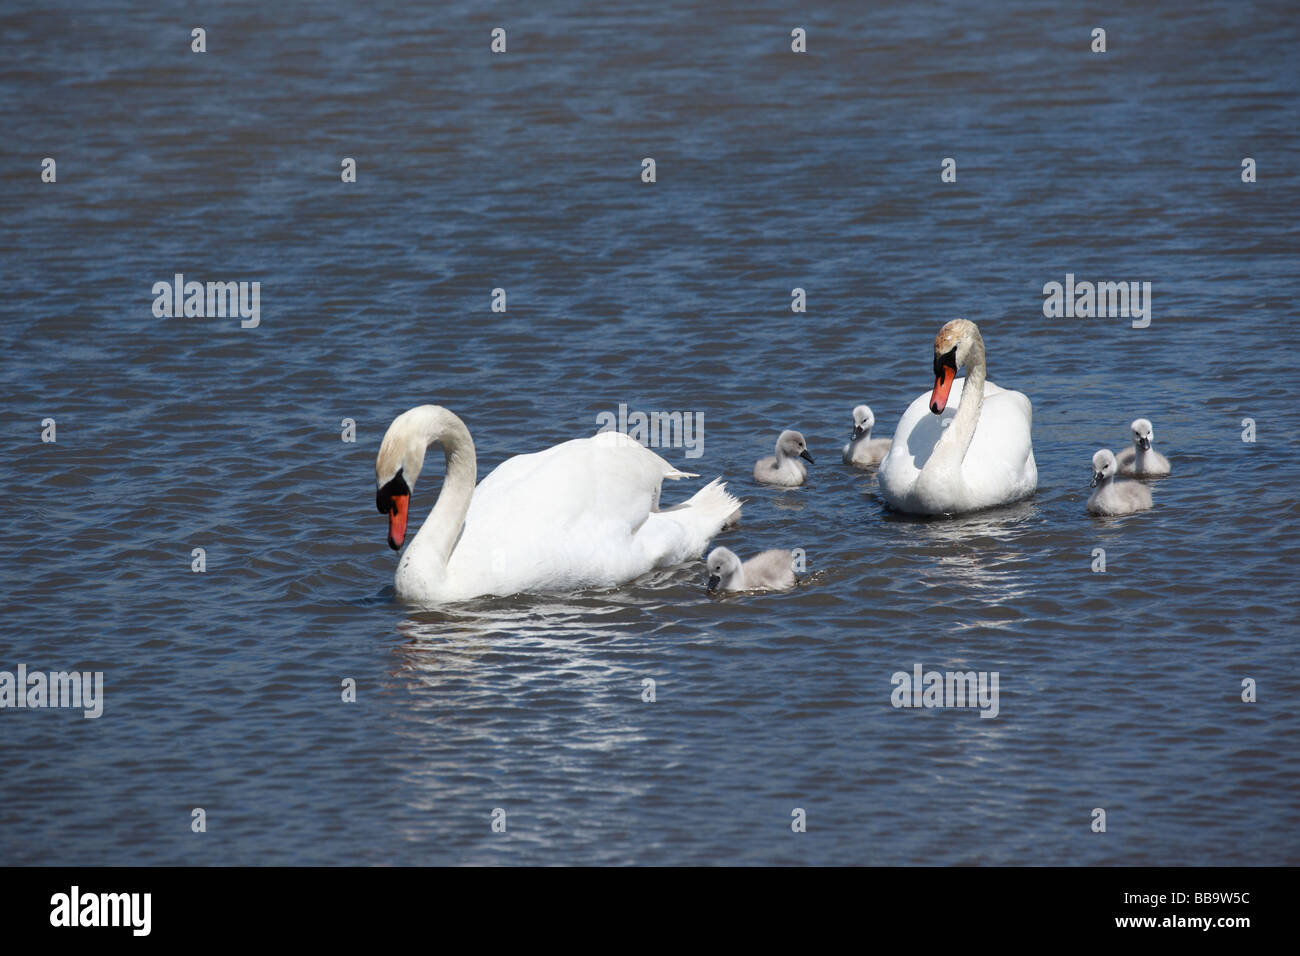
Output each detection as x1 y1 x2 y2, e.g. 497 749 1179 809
930 364 956 414
387 494 410 550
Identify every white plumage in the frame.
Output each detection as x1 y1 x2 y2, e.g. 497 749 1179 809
376 407 739 604
878 320 1037 515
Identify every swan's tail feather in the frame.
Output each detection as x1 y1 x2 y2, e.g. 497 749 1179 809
676 478 742 548
664 467 700 480
682 477 740 511
722 496 748 529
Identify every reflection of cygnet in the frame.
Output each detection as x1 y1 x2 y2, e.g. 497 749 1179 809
1087 449 1153 516
705 547 798 593
1116 418 1171 477
754 430 814 486
841 404 892 468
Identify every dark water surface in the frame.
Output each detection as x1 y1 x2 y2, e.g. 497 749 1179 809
2 1 1298 864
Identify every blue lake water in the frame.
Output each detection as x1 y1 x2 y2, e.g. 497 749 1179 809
1 0 1297 864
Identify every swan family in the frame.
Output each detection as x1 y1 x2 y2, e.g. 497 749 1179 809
374 319 1171 604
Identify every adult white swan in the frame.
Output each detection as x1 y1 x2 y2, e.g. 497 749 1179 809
877 319 1037 515
375 405 741 604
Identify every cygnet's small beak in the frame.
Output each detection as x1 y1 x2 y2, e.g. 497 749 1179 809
706 574 721 592
1089 472 1103 488
800 449 815 464
1138 437 1152 450
850 425 867 441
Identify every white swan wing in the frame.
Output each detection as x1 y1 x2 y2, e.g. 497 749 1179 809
960 387 1036 506
470 433 679 526
447 435 723 593
879 379 969 497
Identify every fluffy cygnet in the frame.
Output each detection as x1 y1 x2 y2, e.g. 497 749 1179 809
1087 449 1154 516
754 430 814 486
1115 418 1171 477
705 546 798 593
841 404 892 468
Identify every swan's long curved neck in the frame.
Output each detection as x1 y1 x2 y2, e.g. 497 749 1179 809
407 408 478 567
937 337 987 466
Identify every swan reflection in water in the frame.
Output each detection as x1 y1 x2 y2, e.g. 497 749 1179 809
872 496 1041 613
379 591 685 848
387 568 698 693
